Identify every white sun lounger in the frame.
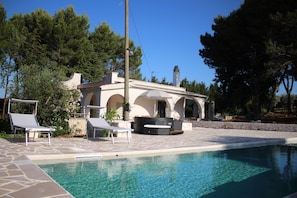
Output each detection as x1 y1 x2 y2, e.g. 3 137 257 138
87 118 131 144
8 98 55 146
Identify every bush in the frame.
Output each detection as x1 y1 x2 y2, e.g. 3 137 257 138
105 109 120 123
0 118 11 133
50 115 70 137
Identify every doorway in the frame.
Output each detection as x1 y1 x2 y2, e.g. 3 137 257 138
158 101 166 118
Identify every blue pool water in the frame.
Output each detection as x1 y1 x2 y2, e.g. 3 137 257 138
39 145 297 198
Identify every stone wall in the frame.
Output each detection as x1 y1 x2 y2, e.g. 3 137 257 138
113 120 132 138
192 121 297 132
68 118 87 136
182 122 192 131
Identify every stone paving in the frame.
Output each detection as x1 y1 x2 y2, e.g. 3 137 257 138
0 127 297 198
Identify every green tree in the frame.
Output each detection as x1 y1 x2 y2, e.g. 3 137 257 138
0 4 144 129
51 6 101 82
0 4 8 118
90 22 143 80
89 22 122 77
4 13 27 97
150 75 159 83
22 10 53 66
160 77 171 85
199 0 297 120
180 78 208 95
0 5 24 118
11 64 79 136
266 9 297 114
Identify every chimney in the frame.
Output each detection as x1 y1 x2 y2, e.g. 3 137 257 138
173 65 180 87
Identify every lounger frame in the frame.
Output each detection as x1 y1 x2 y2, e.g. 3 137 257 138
8 98 55 146
87 118 131 144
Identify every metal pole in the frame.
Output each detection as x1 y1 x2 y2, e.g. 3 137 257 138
124 0 129 121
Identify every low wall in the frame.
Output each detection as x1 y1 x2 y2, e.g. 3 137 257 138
182 122 192 131
69 118 87 136
113 120 132 138
192 121 297 132
69 119 132 138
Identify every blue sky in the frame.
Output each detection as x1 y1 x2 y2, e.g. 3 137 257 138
2 0 292 96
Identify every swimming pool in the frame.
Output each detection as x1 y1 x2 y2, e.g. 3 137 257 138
39 145 297 198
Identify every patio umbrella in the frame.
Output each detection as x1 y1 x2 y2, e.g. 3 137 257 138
139 90 172 100
139 90 172 116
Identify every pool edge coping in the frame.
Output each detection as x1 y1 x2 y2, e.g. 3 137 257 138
28 137 297 162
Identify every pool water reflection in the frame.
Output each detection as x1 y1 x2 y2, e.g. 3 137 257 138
39 145 297 198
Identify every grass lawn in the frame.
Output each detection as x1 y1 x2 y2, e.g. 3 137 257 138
0 132 25 138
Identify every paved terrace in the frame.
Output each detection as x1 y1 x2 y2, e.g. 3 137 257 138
0 127 297 198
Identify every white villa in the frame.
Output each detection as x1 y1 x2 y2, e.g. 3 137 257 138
64 66 209 122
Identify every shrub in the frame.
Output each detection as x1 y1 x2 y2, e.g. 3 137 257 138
0 118 11 133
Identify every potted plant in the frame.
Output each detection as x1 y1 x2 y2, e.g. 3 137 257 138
105 109 120 125
104 109 120 137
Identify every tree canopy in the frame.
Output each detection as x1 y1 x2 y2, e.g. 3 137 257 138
199 0 297 119
0 4 142 132
90 22 142 80
267 8 297 113
0 5 143 86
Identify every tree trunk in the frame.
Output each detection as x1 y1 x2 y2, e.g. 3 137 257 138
267 82 280 113
252 95 260 120
287 92 292 114
251 84 261 121
283 74 294 114
1 63 11 119
1 80 8 119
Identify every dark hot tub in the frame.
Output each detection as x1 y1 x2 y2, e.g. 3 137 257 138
133 117 183 135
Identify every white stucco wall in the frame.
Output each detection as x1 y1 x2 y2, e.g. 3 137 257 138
64 73 82 90
78 72 207 121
